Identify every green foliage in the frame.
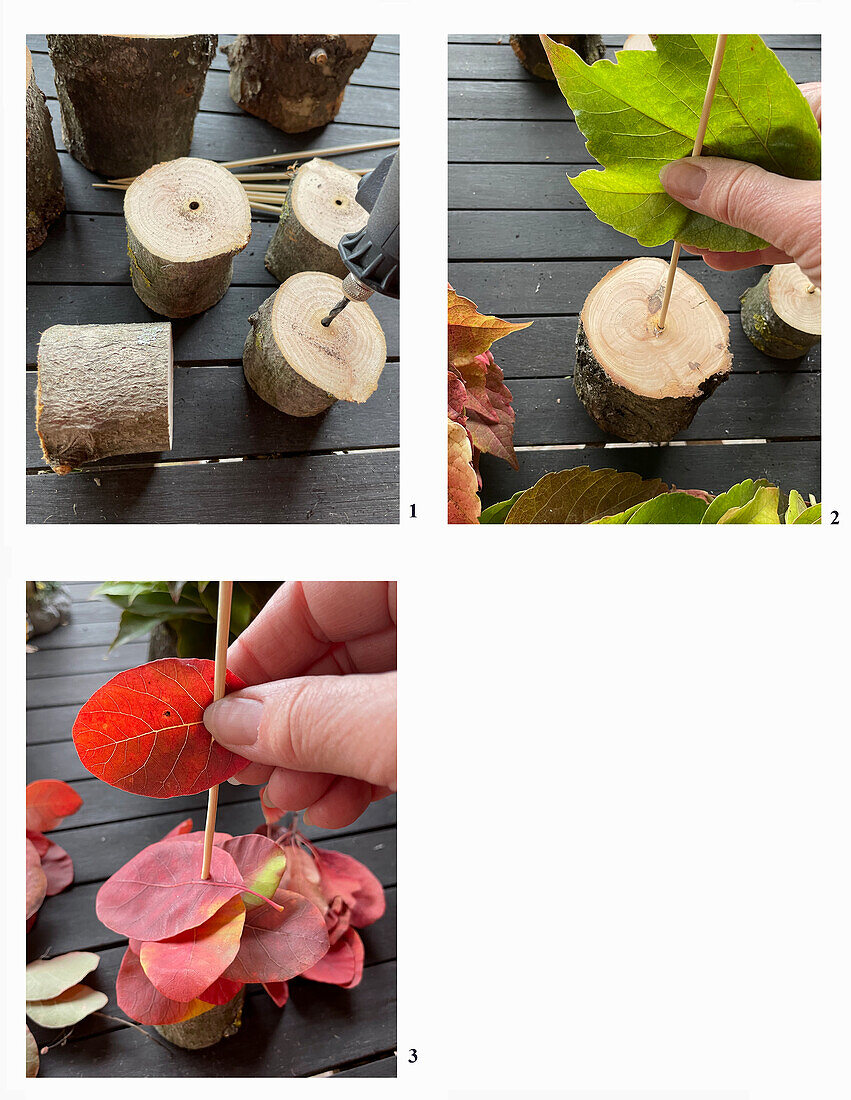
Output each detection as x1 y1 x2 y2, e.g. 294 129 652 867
544 34 821 249
479 492 524 524
94 582 280 657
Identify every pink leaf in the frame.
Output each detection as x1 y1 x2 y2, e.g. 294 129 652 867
162 818 194 839
26 780 82 832
262 981 289 1008
96 837 246 941
222 888 329 984
448 419 481 524
198 975 244 1005
315 849 385 928
464 355 518 469
26 838 47 920
116 947 195 1026
139 895 246 1002
26 830 50 857
72 658 249 798
39 837 74 896
221 834 288 909
301 927 364 989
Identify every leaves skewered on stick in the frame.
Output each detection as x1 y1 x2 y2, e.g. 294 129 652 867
201 581 233 882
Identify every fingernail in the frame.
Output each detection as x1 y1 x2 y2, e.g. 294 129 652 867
302 810 313 826
204 697 263 746
227 777 243 786
660 159 706 201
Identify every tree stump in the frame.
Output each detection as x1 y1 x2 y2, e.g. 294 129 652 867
574 257 733 443
740 263 821 360
243 271 386 417
26 48 65 252
26 583 72 639
510 35 605 79
154 989 245 1050
45 35 216 178
222 35 375 132
147 622 180 661
36 322 173 474
265 158 368 284
124 158 251 318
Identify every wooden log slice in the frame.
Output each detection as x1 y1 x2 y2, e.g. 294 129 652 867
622 35 655 51
26 48 65 252
510 35 605 79
740 263 821 359
36 322 173 474
265 158 369 284
574 257 732 443
223 35 375 132
154 989 245 1050
125 158 251 318
243 271 386 417
46 34 216 178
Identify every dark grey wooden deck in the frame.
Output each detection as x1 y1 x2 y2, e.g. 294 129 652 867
26 583 396 1077
448 35 821 505
26 35 399 524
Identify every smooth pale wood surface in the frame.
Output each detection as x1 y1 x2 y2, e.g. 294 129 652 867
770 263 821 334
290 158 367 247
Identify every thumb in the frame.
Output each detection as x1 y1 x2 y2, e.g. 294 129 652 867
660 156 820 264
204 671 396 790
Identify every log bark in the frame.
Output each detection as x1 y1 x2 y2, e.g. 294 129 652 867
46 35 216 178
154 990 245 1050
740 263 821 359
124 158 251 318
147 622 179 661
26 48 65 251
243 271 386 416
223 35 375 132
510 35 605 79
36 322 173 474
574 257 732 443
265 158 368 283
26 583 72 638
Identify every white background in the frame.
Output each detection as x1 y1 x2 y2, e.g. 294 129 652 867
3 2 848 1098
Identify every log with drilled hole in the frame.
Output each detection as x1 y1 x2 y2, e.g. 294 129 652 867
574 257 733 443
243 271 386 417
36 322 173 474
509 35 605 79
740 263 821 359
124 158 251 318
223 34 375 132
45 34 216 178
264 158 368 283
26 48 65 251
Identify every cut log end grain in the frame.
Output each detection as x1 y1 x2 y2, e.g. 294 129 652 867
622 34 655 51
740 263 821 359
575 257 732 443
26 48 65 252
243 271 386 417
265 158 368 283
154 990 245 1050
510 35 606 79
125 158 251 318
36 322 173 475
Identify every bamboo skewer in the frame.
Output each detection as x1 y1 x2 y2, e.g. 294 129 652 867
200 581 233 882
220 137 398 170
658 33 728 332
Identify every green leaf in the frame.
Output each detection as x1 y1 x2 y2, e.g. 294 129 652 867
168 582 187 603
701 479 769 524
26 952 100 1001
623 493 708 523
505 467 669 524
479 492 524 524
784 489 808 524
544 34 821 249
791 501 821 524
174 619 217 659
26 984 108 1028
230 587 255 637
593 502 645 524
716 485 781 523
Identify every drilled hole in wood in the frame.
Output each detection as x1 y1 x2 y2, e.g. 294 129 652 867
189 201 199 210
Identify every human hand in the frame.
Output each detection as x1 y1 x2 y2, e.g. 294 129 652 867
204 581 396 829
659 83 821 287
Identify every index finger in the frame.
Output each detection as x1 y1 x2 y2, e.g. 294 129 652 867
228 581 397 685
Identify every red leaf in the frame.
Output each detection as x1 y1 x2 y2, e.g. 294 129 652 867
26 780 82 832
464 355 518 469
139 895 246 1002
199 975 244 1005
39 838 74 896
222 888 329 984
262 981 289 1008
116 947 194 1026
26 830 50 857
163 818 194 839
96 837 246 941
315 849 385 928
301 927 364 989
448 369 468 426
72 659 249 798
26 838 47 920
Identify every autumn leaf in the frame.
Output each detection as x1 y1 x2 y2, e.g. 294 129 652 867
448 420 481 524
221 834 288 909
72 658 249 798
262 981 289 1008
27 952 100 1001
259 785 284 827
301 927 365 989
448 286 531 369
115 947 204 1026
222 888 329 984
463 353 518 469
26 779 82 832
26 838 47 920
26 1027 39 1077
504 467 670 524
26 984 108 1028
311 848 386 928
198 975 244 1005
544 34 821 250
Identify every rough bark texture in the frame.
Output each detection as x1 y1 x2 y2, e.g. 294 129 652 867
154 990 245 1050
265 158 367 283
36 322 173 474
26 583 72 638
575 320 728 443
740 271 821 360
510 35 605 79
46 35 216 178
147 622 180 660
244 292 337 417
26 51 65 251
223 35 375 132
